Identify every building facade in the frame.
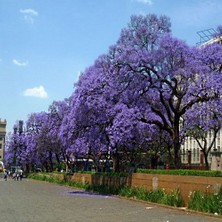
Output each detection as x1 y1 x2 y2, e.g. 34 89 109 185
181 130 222 166
181 34 222 168
0 119 7 161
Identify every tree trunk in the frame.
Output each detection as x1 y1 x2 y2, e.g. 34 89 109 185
112 153 120 173
25 164 30 173
174 146 181 168
49 152 54 172
55 153 61 172
173 119 181 168
203 150 209 170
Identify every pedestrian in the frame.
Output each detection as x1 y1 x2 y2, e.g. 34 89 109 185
13 172 16 180
19 169 23 181
3 170 7 181
7 170 11 179
16 172 19 181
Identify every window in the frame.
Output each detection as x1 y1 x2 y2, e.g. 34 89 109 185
217 137 220 145
193 148 196 162
182 149 185 161
197 148 200 162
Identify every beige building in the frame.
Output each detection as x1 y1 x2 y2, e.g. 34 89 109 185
181 130 221 166
181 33 222 168
0 119 7 161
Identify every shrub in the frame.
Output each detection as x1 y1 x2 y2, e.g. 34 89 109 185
161 188 184 207
188 187 222 215
119 186 184 207
146 189 165 203
136 169 222 177
119 186 137 198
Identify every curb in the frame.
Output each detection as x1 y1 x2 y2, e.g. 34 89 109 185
117 195 222 220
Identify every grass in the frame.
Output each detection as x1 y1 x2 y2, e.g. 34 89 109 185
188 187 222 215
119 186 184 207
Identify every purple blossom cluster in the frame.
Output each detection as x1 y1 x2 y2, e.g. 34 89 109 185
5 14 222 172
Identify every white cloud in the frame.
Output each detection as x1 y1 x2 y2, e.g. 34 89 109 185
13 59 29 67
20 8 39 24
23 85 48 98
134 0 153 5
20 8 38 16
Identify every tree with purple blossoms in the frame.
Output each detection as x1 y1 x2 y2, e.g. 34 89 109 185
25 112 58 172
51 14 222 170
105 14 222 168
5 14 222 172
48 99 71 171
184 99 222 169
4 121 25 168
61 63 116 171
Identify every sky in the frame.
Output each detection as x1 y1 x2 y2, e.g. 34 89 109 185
1 0 222 133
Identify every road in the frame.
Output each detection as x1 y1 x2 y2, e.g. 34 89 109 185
0 178 221 222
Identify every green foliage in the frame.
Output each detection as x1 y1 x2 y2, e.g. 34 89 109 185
161 188 184 207
136 169 222 177
119 186 137 198
188 187 222 215
119 186 184 207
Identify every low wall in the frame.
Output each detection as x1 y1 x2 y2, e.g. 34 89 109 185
131 173 222 205
70 173 222 206
71 173 92 184
71 173 130 187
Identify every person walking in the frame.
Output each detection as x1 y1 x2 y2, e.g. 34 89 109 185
19 169 23 181
3 169 7 181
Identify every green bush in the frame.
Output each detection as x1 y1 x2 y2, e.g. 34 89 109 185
135 187 149 201
119 186 184 207
119 186 135 198
146 189 165 203
188 187 222 215
161 188 184 207
136 169 222 177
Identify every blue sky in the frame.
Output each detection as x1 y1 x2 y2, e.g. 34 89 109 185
1 0 222 132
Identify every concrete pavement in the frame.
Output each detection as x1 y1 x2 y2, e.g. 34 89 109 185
0 178 221 222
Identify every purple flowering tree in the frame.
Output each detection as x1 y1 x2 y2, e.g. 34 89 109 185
4 121 25 168
106 15 222 168
25 112 58 171
60 60 116 171
47 99 71 171
184 99 222 169
5 15 222 172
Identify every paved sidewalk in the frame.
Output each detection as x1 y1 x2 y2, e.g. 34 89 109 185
0 178 221 222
